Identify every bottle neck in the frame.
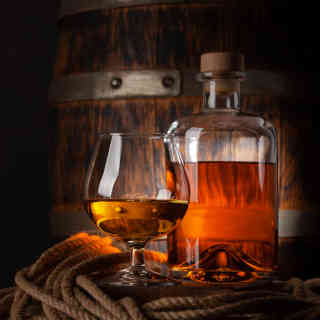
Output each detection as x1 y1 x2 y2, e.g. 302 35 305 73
201 78 241 112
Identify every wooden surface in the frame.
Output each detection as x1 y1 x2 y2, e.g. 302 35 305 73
97 237 320 304
49 1 319 275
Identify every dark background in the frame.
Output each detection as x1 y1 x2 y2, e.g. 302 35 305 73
1 1 59 287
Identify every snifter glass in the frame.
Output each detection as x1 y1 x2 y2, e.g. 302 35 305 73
83 133 189 286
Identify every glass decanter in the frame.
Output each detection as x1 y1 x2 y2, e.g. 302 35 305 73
166 52 278 285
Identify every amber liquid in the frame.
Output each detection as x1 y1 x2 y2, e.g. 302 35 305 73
168 161 278 283
85 199 188 242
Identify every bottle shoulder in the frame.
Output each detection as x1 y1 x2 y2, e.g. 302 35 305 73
167 110 276 138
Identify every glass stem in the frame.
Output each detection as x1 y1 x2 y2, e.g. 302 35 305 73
128 241 146 275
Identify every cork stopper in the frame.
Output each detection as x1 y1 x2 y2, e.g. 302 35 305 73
200 52 245 73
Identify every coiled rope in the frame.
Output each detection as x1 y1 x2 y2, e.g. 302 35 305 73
0 232 319 320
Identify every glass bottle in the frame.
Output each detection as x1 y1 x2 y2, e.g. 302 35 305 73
166 52 278 284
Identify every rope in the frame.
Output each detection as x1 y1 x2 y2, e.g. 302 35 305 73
0 232 319 320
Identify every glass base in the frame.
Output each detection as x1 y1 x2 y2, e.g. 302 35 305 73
100 265 178 287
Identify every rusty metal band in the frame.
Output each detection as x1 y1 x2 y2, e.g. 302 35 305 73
49 70 183 102
49 69 296 103
58 0 225 19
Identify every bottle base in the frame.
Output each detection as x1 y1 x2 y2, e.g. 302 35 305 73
168 266 277 287
145 240 278 287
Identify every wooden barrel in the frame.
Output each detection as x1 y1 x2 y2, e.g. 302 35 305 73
49 0 319 276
